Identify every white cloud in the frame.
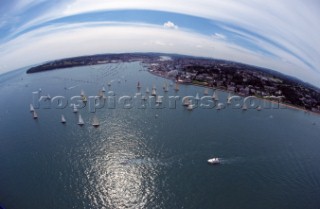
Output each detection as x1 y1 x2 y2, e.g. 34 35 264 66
163 21 178 29
1 21 319 86
1 0 320 86
212 33 226 40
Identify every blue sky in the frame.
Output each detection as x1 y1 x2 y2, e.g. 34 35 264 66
0 0 319 86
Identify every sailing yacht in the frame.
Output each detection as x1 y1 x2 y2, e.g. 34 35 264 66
146 87 150 94
80 90 85 96
187 101 194 111
242 103 248 111
151 88 157 96
33 110 38 119
137 81 141 89
257 105 262 111
195 93 200 101
213 91 219 101
92 115 100 127
78 114 84 126
174 83 179 91
183 98 190 106
61 114 66 123
101 86 106 92
204 88 209 95
164 83 169 92
30 104 35 112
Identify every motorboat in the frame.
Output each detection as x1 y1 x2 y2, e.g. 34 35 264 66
207 157 220 165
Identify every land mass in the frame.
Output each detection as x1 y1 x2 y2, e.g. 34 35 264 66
26 53 320 113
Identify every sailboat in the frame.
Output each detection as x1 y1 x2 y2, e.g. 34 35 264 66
30 104 35 112
107 81 111 87
151 88 157 96
137 81 141 89
78 114 84 126
163 82 169 92
242 103 248 111
101 86 106 92
257 105 262 111
183 98 190 106
227 93 232 104
174 83 179 91
146 87 150 94
92 115 100 127
204 88 209 95
33 110 38 119
216 103 223 110
195 93 200 101
187 100 194 111
80 90 85 96
61 114 66 123
212 91 219 101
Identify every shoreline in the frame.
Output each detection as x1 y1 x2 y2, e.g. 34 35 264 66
148 70 320 116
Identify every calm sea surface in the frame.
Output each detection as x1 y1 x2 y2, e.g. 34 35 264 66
0 62 320 209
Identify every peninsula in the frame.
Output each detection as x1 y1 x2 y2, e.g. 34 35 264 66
26 53 320 113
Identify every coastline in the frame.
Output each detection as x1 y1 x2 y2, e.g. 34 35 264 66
147 69 320 116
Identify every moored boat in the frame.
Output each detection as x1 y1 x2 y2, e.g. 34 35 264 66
78 114 84 126
61 114 66 123
92 115 100 127
30 104 35 112
33 111 38 119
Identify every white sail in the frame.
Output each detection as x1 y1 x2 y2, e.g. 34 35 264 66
61 114 66 123
151 88 157 96
33 110 38 119
187 100 194 111
204 88 209 95
212 91 216 100
213 92 219 101
183 98 189 106
137 81 141 89
30 104 35 112
102 86 106 92
80 90 85 96
78 114 84 126
242 103 248 110
195 93 200 101
146 87 150 94
257 105 262 111
92 115 100 127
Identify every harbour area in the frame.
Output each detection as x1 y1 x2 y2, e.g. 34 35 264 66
27 53 320 115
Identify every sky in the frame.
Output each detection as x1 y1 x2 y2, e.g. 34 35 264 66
0 0 319 86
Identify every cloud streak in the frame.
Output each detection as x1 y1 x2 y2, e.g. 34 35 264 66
0 0 319 86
